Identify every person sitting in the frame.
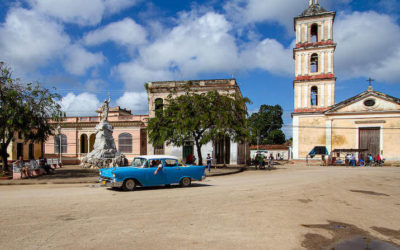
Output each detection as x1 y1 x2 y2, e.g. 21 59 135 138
15 156 31 178
39 157 53 174
153 160 163 175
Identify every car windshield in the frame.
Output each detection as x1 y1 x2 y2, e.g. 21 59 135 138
131 158 148 168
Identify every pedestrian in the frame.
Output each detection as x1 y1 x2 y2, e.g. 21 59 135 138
257 154 263 170
350 154 356 166
368 154 373 167
268 154 274 168
206 154 212 172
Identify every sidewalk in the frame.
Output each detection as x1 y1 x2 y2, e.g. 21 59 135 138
0 165 244 185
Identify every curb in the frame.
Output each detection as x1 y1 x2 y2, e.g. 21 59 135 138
0 168 245 186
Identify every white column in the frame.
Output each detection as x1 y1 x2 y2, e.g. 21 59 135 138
297 85 302 109
293 116 299 159
320 51 325 73
327 51 332 73
303 24 307 43
326 119 332 154
320 84 325 107
297 54 301 76
328 21 331 40
296 25 300 43
328 83 332 106
321 21 325 41
305 53 309 75
303 86 308 108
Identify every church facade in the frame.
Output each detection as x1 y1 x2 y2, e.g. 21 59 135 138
292 0 400 162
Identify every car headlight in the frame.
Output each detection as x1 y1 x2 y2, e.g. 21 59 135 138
112 173 116 178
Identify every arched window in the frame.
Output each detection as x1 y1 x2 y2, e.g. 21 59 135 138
119 133 132 153
54 134 67 153
311 23 318 43
80 134 88 153
89 134 96 152
311 86 318 106
310 53 318 73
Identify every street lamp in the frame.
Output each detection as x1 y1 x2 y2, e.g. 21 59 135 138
57 125 62 164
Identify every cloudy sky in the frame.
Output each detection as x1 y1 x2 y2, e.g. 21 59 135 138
1 0 400 138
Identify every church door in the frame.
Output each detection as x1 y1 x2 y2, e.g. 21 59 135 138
359 127 380 156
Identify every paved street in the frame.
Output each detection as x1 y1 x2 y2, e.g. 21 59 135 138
1 166 400 249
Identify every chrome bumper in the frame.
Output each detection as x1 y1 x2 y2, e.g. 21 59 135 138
99 177 123 188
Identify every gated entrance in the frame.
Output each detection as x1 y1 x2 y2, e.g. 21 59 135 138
359 127 380 156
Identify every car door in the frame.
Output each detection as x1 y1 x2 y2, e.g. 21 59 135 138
144 159 166 186
163 159 181 184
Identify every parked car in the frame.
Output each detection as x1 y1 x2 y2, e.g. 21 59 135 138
99 155 207 191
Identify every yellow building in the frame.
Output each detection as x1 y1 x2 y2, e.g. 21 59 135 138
292 0 400 162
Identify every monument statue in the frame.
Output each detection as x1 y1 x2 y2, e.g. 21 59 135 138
81 94 127 168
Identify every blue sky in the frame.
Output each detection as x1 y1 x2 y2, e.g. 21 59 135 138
1 0 400 138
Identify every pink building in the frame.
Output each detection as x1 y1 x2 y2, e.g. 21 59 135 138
45 107 148 164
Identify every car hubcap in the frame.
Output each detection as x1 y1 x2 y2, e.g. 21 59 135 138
183 178 190 186
126 180 134 189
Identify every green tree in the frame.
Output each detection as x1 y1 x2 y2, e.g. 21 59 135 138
248 104 286 145
147 85 249 165
0 63 63 172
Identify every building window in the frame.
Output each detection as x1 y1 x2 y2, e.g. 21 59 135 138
311 86 318 106
155 98 163 117
118 133 132 153
311 23 318 43
18 132 22 139
154 144 164 155
310 53 318 73
29 143 34 159
54 134 67 153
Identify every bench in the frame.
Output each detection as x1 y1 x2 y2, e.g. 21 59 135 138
13 160 45 179
47 158 62 169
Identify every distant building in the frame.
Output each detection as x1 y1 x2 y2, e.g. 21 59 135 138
146 79 248 165
44 107 148 164
249 145 291 160
292 1 400 162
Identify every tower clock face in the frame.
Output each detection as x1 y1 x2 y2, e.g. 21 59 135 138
364 99 376 107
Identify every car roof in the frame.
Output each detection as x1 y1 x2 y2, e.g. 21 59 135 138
133 155 179 160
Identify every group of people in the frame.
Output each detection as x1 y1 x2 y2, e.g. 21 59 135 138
330 153 384 167
13 156 55 178
255 153 275 170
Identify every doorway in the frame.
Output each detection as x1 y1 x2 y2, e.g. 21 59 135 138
183 141 194 163
17 143 23 159
359 127 380 156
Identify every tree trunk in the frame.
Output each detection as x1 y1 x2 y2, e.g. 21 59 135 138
1 144 9 173
194 139 203 166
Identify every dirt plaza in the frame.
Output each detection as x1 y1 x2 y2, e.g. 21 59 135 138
0 166 399 249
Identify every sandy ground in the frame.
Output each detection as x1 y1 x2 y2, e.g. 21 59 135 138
0 166 399 250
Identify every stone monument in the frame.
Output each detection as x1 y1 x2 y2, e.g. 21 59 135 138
81 95 127 168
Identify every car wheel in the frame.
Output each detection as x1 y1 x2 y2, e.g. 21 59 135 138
123 179 136 191
180 177 191 187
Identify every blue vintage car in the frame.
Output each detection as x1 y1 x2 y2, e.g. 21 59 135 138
99 155 207 191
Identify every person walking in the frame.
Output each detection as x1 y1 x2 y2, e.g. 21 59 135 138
206 154 212 172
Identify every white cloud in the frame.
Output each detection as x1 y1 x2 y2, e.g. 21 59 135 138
240 39 293 75
115 61 175 91
28 0 139 26
0 7 70 73
84 18 147 47
59 92 101 116
224 0 352 30
63 45 105 75
115 11 293 90
116 92 148 114
335 11 400 82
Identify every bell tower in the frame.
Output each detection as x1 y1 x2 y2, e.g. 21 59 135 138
293 0 336 112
